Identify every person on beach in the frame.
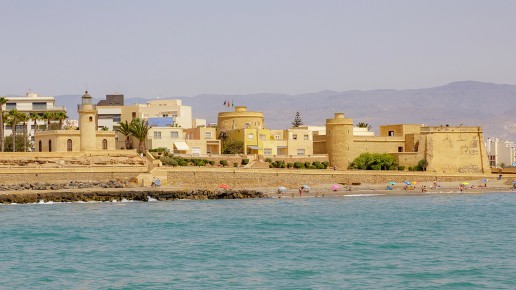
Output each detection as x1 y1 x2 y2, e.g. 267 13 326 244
151 177 156 188
299 187 302 197
156 178 161 187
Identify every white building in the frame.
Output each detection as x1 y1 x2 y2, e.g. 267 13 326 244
3 92 66 145
486 137 516 167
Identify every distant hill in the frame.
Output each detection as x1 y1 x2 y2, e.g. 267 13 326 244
52 81 516 140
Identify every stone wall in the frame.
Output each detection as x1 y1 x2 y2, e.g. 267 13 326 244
165 168 491 189
0 172 141 185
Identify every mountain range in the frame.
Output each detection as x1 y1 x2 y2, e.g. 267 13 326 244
51 81 516 140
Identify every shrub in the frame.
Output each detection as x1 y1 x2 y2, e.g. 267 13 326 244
371 164 381 170
398 165 405 171
293 162 304 169
233 162 238 167
418 159 428 171
219 160 228 167
322 161 330 168
313 161 321 168
350 153 398 170
287 163 294 168
309 165 317 169
408 166 413 171
241 159 249 165
209 160 215 166
317 163 326 169
265 158 273 163
304 161 311 168
178 160 189 166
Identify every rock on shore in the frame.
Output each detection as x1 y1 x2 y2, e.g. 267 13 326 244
0 188 267 204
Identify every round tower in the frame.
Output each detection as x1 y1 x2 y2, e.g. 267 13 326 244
326 113 354 170
78 91 97 151
216 106 264 136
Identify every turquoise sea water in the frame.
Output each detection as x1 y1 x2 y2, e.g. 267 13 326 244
1 193 516 289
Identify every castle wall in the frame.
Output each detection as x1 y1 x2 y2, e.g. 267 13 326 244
216 106 264 135
423 127 490 174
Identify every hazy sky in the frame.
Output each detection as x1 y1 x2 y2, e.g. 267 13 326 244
2 0 515 99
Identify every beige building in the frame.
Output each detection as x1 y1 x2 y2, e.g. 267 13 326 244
35 92 116 152
217 106 313 156
317 113 490 174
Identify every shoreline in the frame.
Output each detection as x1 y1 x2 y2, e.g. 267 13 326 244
2 181 515 204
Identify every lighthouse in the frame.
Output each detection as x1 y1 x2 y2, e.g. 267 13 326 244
78 91 97 151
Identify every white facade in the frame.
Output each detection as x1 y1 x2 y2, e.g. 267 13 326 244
97 107 122 130
136 99 193 129
486 137 516 167
3 92 66 146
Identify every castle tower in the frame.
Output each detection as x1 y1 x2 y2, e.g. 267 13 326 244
326 113 354 170
216 106 264 136
78 91 97 151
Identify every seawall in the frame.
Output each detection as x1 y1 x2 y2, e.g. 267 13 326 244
0 188 266 204
162 168 496 189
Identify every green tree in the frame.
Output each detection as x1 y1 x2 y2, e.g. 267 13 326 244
7 110 20 152
222 140 244 154
17 112 30 152
350 153 398 170
117 120 134 149
129 118 149 153
292 111 303 127
55 111 68 129
356 122 372 130
29 112 42 133
0 97 7 152
42 111 54 130
3 134 31 152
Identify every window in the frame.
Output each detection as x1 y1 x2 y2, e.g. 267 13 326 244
102 139 108 150
38 141 42 152
32 102 47 110
132 112 136 119
204 132 212 139
48 140 52 152
67 139 72 151
264 148 272 155
153 131 161 139
292 134 297 140
275 135 281 140
248 133 254 140
260 134 266 140
304 135 309 140
113 115 121 122
89 116 93 122
388 131 394 136
171 131 179 139
6 103 16 110
297 149 305 156
398 147 403 152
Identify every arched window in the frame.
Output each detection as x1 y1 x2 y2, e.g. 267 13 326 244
48 140 52 152
102 139 108 150
89 116 93 122
67 139 72 151
38 141 42 152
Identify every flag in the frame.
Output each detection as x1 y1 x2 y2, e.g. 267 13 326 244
231 101 234 107
227 99 230 107
223 100 226 106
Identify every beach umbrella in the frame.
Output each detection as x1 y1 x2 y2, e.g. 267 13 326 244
481 178 489 183
277 186 287 193
219 184 230 189
404 181 411 185
512 180 516 184
389 181 396 185
302 185 310 190
462 182 469 185
331 184 339 191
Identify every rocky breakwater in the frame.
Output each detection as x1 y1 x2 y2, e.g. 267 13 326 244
0 183 268 204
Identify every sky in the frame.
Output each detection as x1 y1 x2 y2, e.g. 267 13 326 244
1 0 516 99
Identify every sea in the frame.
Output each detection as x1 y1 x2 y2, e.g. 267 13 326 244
1 192 515 289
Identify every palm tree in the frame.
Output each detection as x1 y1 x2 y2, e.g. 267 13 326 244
0 97 7 152
356 122 372 130
17 112 30 152
55 111 68 129
29 112 41 133
42 111 54 130
129 118 150 154
7 110 20 152
117 120 134 149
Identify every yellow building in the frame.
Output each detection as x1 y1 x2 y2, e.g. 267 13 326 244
35 92 116 152
217 106 313 156
319 113 490 174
